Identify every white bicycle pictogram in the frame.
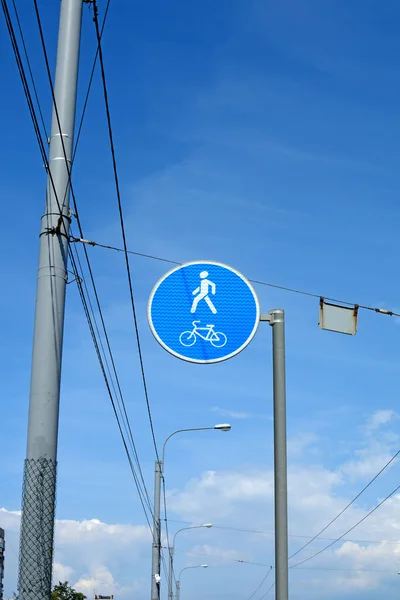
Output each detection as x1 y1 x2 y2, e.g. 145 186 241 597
179 321 227 348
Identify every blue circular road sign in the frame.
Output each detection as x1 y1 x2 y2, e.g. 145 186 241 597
148 261 260 364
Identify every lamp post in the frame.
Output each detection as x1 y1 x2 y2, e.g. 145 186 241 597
175 565 208 600
151 425 230 600
169 524 212 600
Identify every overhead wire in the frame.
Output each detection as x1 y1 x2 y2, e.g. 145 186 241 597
11 0 48 138
23 0 173 587
3 0 154 532
244 567 272 600
70 247 156 533
288 449 400 561
72 0 111 160
289 480 400 569
1 0 49 170
10 1 398 593
84 5 173 580
165 518 400 545
31 0 155 520
258 581 275 600
92 0 160 462
162 476 176 597
69 236 400 319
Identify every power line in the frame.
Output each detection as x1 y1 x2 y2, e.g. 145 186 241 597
92 0 160 462
245 567 272 600
162 476 176 597
69 236 400 320
289 481 400 569
73 0 111 160
1 0 49 171
164 546 391 572
258 581 275 600
289 449 400 561
166 518 400 547
70 246 155 531
165 545 270 568
11 0 48 138
31 0 155 521
70 239 154 516
4 0 154 530
71 246 173 600
6 6 168 591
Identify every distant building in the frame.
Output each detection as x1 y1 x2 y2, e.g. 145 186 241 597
0 528 4 600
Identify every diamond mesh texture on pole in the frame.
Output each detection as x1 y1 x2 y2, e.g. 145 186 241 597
18 458 57 600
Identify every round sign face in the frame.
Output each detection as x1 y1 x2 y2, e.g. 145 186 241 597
148 261 260 364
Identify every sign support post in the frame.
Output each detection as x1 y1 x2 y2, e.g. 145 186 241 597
148 263 289 600
262 310 288 600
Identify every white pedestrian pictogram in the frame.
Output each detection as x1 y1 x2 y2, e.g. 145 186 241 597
191 271 217 314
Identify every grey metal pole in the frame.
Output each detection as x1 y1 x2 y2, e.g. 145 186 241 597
151 460 162 600
168 546 174 600
18 2 83 600
269 309 289 600
175 580 180 600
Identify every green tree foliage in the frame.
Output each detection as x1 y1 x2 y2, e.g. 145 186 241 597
52 582 87 600
13 580 87 600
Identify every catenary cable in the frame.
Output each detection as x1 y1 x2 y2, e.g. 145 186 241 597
92 0 160 462
11 0 48 138
166 518 400 546
31 0 154 517
73 0 111 159
4 0 154 527
258 581 275 600
288 449 400 561
165 547 391 571
289 480 400 569
69 236 400 319
162 476 177 596
245 567 272 600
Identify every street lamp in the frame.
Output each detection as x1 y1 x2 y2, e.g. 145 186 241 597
176 565 208 600
151 426 231 600
161 424 231 465
169 524 212 600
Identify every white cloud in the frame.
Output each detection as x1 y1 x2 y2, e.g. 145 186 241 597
55 517 150 546
287 433 319 458
3 414 400 599
0 510 150 599
341 441 398 480
340 411 399 481
74 566 117 596
168 469 273 523
53 563 75 584
367 409 397 431
211 406 255 419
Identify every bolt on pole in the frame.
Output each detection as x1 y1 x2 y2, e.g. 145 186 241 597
18 2 83 600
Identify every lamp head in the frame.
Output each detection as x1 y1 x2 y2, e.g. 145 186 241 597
203 523 212 528
201 565 208 568
214 424 231 432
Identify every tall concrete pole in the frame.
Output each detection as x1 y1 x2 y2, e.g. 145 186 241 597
151 460 162 600
168 546 174 600
18 2 83 600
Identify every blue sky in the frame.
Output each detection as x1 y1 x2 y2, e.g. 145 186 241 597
2 0 400 598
